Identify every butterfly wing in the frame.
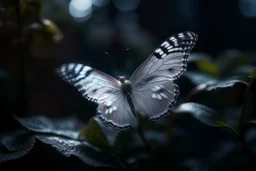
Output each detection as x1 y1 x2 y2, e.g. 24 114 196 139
56 63 137 130
130 32 198 121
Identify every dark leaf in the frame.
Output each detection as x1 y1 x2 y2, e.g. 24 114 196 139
188 53 219 76
37 135 120 168
28 19 63 46
79 118 109 149
239 69 256 128
216 50 249 77
14 115 84 139
183 71 218 86
187 80 248 110
230 65 256 81
112 130 134 156
21 0 43 22
174 102 227 127
0 130 35 163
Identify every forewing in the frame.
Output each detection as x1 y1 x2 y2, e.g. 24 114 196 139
132 79 179 121
56 63 121 103
130 31 198 88
56 63 137 130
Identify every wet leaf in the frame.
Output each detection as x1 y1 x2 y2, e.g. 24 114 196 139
239 69 256 129
187 80 248 110
183 72 218 86
0 130 35 163
37 135 120 168
14 115 84 139
174 102 226 127
79 118 109 149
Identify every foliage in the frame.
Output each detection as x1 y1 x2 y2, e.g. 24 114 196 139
0 1 256 171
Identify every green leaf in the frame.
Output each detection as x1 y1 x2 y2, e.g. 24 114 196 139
174 102 227 127
239 69 256 129
37 135 120 168
79 118 109 149
14 115 84 139
0 130 35 163
188 53 219 76
216 50 249 77
187 80 248 110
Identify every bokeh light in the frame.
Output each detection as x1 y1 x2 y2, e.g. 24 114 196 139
239 0 256 17
69 0 93 20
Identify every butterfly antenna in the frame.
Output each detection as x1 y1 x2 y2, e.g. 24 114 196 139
104 51 120 77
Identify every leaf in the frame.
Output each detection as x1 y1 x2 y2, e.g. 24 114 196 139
239 69 256 129
216 50 249 77
41 19 63 42
14 115 84 139
112 131 134 156
187 80 248 110
174 102 227 127
183 72 219 86
79 118 109 149
230 65 256 81
37 135 120 168
188 53 219 76
0 130 35 163
20 0 43 21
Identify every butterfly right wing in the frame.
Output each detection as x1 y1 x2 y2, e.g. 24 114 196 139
56 63 137 130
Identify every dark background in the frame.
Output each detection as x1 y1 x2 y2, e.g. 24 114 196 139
0 0 256 170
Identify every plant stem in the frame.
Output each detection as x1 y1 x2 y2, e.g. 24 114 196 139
15 0 27 116
136 127 152 154
238 135 256 162
226 125 256 162
239 123 256 162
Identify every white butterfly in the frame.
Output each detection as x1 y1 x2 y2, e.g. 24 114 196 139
56 31 198 130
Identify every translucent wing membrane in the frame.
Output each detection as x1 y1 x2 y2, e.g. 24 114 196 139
56 63 137 130
130 31 198 120
132 79 179 121
130 31 198 87
56 63 120 103
97 95 137 130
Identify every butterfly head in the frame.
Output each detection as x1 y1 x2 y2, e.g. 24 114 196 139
119 76 132 94
118 76 126 84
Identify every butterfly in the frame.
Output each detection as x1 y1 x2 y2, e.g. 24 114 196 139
56 31 198 130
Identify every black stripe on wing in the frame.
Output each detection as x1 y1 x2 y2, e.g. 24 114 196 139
56 63 120 103
56 63 96 101
153 31 198 79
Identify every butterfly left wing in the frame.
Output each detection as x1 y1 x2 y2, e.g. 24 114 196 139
56 63 137 130
130 32 198 121
56 63 121 103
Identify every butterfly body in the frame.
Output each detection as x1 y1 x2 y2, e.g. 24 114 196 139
57 31 198 130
